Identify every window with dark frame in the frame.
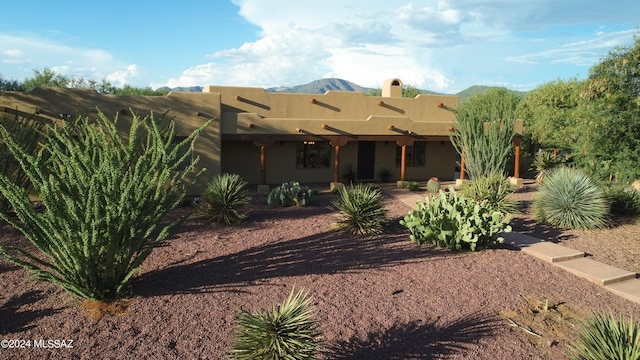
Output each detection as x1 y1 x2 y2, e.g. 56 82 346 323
396 141 426 167
296 141 331 168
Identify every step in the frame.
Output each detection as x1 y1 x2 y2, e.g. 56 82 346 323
605 278 640 304
520 242 585 263
556 257 637 286
502 232 547 247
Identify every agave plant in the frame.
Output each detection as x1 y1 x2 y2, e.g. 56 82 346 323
568 312 640 360
330 184 387 236
533 167 609 229
194 173 251 224
231 288 321 360
461 172 518 214
532 150 564 183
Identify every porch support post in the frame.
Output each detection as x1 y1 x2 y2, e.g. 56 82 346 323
253 139 273 194
396 138 413 188
333 145 341 182
514 143 521 179
401 145 407 181
460 150 466 180
510 136 524 186
329 137 349 191
260 146 266 185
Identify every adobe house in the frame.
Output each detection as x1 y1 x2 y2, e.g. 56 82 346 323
0 79 523 194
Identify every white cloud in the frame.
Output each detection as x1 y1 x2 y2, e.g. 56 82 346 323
505 29 637 66
0 34 140 85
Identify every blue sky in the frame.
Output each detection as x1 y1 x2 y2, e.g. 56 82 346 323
0 0 638 93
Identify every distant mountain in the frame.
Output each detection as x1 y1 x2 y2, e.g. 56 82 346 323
455 85 527 103
157 86 203 93
267 78 376 94
160 79 527 101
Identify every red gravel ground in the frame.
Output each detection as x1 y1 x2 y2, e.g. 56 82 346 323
1 187 639 359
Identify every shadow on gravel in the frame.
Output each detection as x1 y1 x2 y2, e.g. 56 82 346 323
0 291 60 334
510 216 574 242
135 228 456 297
324 312 499 359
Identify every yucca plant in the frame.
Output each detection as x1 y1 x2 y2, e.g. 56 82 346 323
568 312 640 360
532 150 565 183
194 173 251 224
461 172 519 213
0 111 210 301
231 287 321 360
533 167 609 229
330 184 387 236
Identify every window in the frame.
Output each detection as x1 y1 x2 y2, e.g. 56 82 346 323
396 141 426 167
296 141 331 168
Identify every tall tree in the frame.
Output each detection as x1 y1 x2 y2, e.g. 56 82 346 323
517 78 582 150
23 68 70 91
575 38 640 183
0 75 24 91
449 88 521 179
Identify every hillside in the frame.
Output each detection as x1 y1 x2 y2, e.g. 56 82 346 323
162 78 526 100
266 78 376 94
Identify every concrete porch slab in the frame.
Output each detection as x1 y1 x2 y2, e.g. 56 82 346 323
556 257 636 286
519 242 585 263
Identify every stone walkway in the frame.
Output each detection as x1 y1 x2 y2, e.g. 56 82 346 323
384 186 640 305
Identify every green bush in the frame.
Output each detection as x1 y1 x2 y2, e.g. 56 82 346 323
331 184 387 236
426 177 441 193
407 181 420 191
532 150 565 183
231 288 321 360
533 167 609 229
568 312 640 360
605 185 640 216
399 189 512 251
266 181 313 208
461 173 518 213
0 112 50 211
194 173 251 224
0 111 210 301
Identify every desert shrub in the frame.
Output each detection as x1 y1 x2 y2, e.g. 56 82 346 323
331 184 387 236
532 150 565 183
533 167 609 229
407 181 420 191
568 312 640 360
194 173 251 224
231 288 321 360
605 185 640 216
266 181 313 208
426 177 441 193
0 111 210 300
400 189 512 251
461 173 518 213
0 112 50 211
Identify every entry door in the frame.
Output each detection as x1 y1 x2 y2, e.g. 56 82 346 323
357 141 376 180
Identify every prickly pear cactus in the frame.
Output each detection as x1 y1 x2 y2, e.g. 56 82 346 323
399 188 511 251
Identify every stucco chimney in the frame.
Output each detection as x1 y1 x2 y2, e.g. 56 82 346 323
382 78 403 98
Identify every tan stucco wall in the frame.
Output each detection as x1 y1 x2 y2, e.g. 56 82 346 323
0 88 221 194
207 85 458 137
1 83 469 189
